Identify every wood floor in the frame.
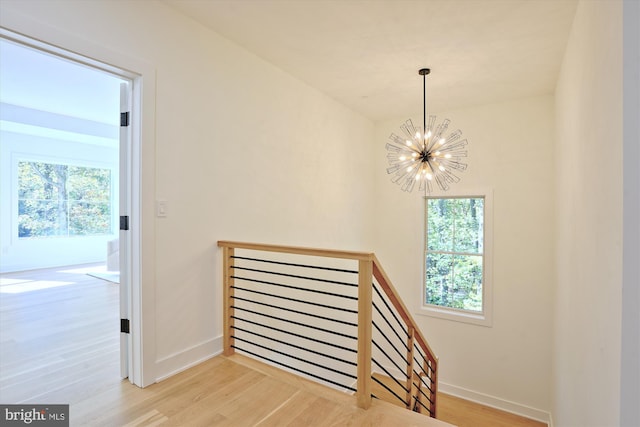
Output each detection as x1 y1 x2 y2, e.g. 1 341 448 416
1 266 547 426
0 264 120 404
372 373 547 427
436 393 546 427
66 354 454 427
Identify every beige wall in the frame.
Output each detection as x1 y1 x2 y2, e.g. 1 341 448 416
553 1 623 426
374 95 556 421
0 0 376 383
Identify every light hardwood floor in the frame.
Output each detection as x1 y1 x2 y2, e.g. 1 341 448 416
68 354 454 427
1 266 546 426
372 373 547 427
0 264 120 404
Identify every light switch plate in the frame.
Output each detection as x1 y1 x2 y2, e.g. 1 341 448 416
156 200 168 217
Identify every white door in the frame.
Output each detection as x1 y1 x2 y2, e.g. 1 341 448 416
119 81 132 380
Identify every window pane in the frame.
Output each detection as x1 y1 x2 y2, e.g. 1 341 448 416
18 161 66 200
67 166 111 202
453 255 483 312
453 198 484 254
426 253 454 306
427 199 453 251
69 201 111 235
426 254 483 312
18 199 68 237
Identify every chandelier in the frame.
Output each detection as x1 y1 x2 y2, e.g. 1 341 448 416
385 68 468 194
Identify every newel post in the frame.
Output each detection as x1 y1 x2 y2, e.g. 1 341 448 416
222 246 235 356
356 258 373 409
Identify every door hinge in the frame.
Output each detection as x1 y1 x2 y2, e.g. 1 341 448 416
120 216 129 231
120 111 130 127
120 319 130 334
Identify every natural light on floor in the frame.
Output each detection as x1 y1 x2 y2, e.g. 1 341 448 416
58 265 108 274
0 278 75 293
0 265 113 293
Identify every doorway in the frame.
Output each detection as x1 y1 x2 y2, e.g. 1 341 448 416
0 35 135 400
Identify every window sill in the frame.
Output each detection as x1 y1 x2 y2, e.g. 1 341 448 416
417 304 493 327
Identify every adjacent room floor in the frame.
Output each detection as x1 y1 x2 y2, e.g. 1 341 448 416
0 264 120 404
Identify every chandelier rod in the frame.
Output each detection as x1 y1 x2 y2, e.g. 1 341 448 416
419 68 430 138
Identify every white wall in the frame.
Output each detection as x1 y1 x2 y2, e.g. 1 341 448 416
0 0 375 383
374 95 556 421
553 1 623 426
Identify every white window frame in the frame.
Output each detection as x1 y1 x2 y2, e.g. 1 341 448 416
418 188 493 327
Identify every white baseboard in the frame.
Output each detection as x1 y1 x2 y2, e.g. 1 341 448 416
438 382 551 426
154 335 223 382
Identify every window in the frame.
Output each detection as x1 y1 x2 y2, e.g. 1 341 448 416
18 160 112 238
421 191 492 326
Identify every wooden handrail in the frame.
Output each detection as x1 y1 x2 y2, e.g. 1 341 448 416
218 241 438 417
218 240 374 261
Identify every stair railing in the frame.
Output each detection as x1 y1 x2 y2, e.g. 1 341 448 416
371 254 438 416
217 241 438 417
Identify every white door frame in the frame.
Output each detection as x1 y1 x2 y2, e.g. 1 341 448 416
119 81 132 380
0 22 156 387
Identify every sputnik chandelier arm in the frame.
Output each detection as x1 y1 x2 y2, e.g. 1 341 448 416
385 68 468 194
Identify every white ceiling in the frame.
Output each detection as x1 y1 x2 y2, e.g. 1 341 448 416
0 38 123 125
163 0 578 121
